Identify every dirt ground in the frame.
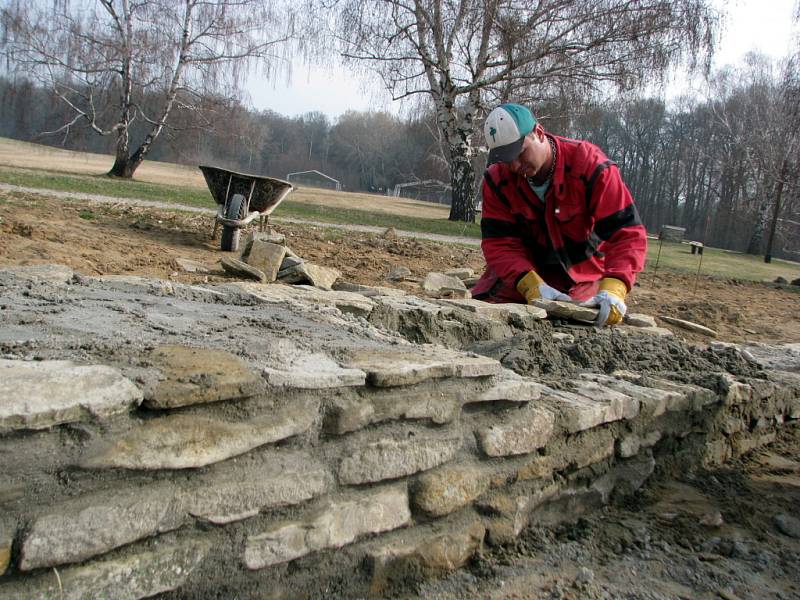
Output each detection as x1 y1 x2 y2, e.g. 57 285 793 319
1 189 800 600
1 189 799 346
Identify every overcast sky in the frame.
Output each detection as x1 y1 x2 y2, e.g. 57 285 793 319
247 0 798 119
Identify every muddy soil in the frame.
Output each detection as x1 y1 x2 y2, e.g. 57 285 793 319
2 189 799 600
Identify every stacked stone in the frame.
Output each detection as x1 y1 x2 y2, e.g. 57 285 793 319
0 265 798 599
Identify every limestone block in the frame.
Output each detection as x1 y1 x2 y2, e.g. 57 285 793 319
554 428 616 471
338 435 462 485
244 486 411 569
368 520 485 591
20 483 183 570
476 404 555 457
593 453 655 503
474 373 545 404
185 453 330 524
0 359 142 433
437 298 547 322
245 241 286 282
240 231 286 258
543 383 637 434
444 268 475 280
422 272 467 296
579 373 682 419
532 299 597 322
342 346 499 388
144 345 262 409
221 256 267 282
704 438 732 465
615 325 674 338
0 538 211 600
623 313 657 327
0 263 73 285
277 255 304 273
611 373 718 412
278 263 341 290
411 464 490 517
516 456 554 481
264 352 366 389
80 402 316 470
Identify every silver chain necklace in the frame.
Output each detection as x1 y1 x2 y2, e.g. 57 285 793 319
544 136 557 182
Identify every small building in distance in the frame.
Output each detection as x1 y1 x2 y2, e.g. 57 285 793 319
286 170 341 191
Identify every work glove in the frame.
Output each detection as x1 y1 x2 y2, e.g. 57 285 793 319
580 277 628 327
517 271 572 303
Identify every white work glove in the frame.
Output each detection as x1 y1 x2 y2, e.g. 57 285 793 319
580 277 628 327
516 271 572 303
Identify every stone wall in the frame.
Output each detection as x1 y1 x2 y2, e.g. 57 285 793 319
0 265 798 599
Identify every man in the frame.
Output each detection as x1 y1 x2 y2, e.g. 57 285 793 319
471 103 647 327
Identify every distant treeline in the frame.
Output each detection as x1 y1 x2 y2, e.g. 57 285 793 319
1 69 798 260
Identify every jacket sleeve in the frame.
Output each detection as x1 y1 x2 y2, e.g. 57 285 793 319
588 163 648 290
479 168 536 287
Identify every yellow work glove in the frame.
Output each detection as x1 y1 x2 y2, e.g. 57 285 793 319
516 271 572 303
579 277 628 327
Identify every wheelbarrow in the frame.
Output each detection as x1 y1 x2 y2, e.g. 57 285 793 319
199 165 294 252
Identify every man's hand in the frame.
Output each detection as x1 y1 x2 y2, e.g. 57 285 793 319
580 277 628 327
517 271 572 303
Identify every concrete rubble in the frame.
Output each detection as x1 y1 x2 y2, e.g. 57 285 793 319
0 263 798 599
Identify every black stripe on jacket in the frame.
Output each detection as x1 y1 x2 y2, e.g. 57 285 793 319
594 204 642 241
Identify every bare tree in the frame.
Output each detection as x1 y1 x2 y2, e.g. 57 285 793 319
1 0 300 178
326 0 717 222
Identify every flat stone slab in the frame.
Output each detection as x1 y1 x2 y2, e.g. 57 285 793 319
264 352 366 389
342 346 501 387
144 345 262 409
658 315 717 337
476 404 555 456
80 403 316 470
532 299 598 322
278 262 341 290
174 258 212 273
0 538 211 600
543 384 638 433
221 256 267 282
186 452 330 524
422 272 467 296
474 372 545 403
579 373 683 419
0 263 74 284
222 281 375 317
338 435 462 485
20 482 183 570
741 342 800 371
437 298 547 321
244 486 411 569
0 359 142 433
21 451 329 570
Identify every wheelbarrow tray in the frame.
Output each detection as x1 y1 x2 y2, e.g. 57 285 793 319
199 165 293 216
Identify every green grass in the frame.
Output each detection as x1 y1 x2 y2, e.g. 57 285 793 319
644 238 800 283
0 166 481 238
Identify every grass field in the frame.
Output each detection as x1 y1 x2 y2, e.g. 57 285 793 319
2 136 799 283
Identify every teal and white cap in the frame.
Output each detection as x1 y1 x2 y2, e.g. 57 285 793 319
484 103 537 163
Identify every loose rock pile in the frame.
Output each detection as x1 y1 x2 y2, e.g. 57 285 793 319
0 264 798 599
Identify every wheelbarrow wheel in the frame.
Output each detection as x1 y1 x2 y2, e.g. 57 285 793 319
220 193 246 252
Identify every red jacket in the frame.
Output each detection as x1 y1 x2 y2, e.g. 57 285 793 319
478 134 647 299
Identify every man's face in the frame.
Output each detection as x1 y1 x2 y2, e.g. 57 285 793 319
506 127 549 178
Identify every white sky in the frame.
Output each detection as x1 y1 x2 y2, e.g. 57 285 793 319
246 0 798 119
